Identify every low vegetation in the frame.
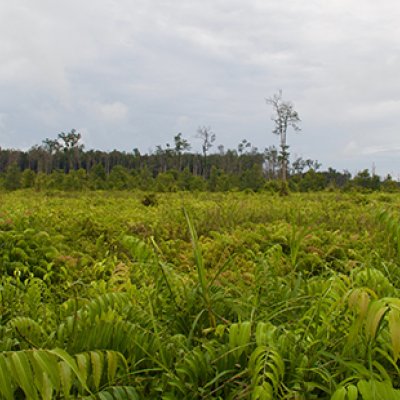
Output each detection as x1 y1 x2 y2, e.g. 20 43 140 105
1 190 400 398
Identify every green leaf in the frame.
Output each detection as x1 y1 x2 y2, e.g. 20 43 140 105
358 380 400 400
91 351 103 390
106 351 118 384
0 356 14 400
9 351 39 400
30 351 60 393
365 301 388 340
255 322 276 347
40 372 53 400
346 384 358 400
76 352 89 390
229 321 251 357
252 382 273 400
59 361 73 399
97 393 114 400
388 308 400 361
331 386 346 400
50 348 91 394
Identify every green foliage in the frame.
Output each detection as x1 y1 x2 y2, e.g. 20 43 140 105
0 348 129 399
239 164 265 191
4 163 22 191
108 166 132 190
63 169 87 191
21 169 36 189
155 171 178 192
89 164 107 190
0 191 400 398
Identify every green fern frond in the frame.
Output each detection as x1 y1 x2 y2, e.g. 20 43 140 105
248 346 285 397
0 348 127 399
80 386 140 400
8 316 49 348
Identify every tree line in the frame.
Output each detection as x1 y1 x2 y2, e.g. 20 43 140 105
0 91 398 193
0 128 397 193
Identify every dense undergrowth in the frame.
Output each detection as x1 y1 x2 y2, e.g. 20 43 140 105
1 190 400 399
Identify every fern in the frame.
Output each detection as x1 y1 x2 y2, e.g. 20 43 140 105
376 208 400 259
8 317 49 349
0 349 128 399
248 346 285 399
358 379 400 400
228 321 252 359
81 386 140 399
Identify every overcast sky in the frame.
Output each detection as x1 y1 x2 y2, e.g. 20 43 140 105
1 0 400 176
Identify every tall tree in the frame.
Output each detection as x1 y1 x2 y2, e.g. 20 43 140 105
264 146 279 180
132 148 142 170
58 129 83 173
266 91 301 182
196 126 215 178
173 133 191 171
237 139 251 156
42 138 61 173
154 145 166 174
291 157 306 175
237 139 251 173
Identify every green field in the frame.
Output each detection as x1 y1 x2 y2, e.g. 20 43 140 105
1 190 400 399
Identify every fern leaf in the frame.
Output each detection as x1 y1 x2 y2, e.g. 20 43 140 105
229 322 251 358
8 316 49 348
0 356 13 400
76 352 90 393
9 351 39 400
388 307 400 362
249 346 284 396
50 348 91 394
348 288 370 319
97 393 114 400
252 382 273 400
29 350 60 391
358 380 400 400
40 372 53 400
91 351 104 391
107 386 140 399
365 300 388 340
331 386 346 400
59 361 73 399
255 322 276 347
81 386 140 400
106 351 119 384
29 351 60 396
346 384 358 400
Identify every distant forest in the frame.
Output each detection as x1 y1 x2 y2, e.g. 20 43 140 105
0 129 397 192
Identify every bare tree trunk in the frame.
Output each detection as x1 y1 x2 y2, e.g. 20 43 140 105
282 158 287 182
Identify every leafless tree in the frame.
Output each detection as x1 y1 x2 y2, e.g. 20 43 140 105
266 90 301 182
196 126 216 177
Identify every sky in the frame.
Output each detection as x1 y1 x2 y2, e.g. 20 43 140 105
1 0 400 177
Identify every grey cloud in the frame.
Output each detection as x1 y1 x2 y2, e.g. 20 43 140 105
0 0 400 174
